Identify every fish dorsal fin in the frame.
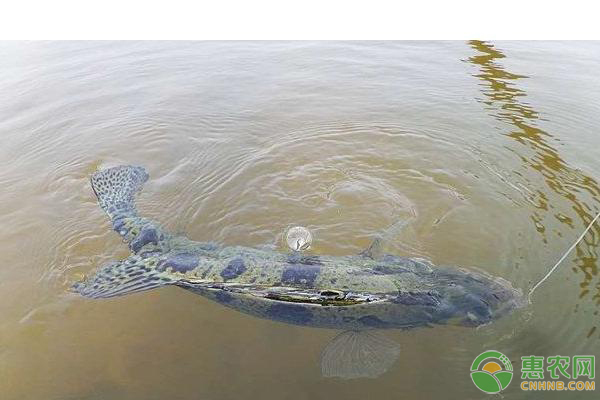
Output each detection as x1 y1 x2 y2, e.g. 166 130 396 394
359 237 383 259
359 216 415 259
320 330 400 379
73 255 174 299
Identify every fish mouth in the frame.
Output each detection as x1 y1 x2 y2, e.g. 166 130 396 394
181 280 388 306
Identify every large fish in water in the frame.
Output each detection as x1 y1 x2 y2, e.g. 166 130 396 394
74 165 526 378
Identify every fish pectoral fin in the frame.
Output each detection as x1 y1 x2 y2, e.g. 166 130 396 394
72 255 173 299
320 330 400 379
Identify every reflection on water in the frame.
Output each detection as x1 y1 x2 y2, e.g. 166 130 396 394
467 40 600 332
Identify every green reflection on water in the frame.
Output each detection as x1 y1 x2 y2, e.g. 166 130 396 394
467 41 600 332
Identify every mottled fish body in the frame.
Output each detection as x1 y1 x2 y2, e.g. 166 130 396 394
76 165 525 332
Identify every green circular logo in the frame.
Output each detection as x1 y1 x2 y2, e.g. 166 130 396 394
471 350 513 394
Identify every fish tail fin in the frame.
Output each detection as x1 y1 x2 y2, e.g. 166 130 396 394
91 165 148 218
73 255 173 299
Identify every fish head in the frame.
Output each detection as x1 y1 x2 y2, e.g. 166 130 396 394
425 266 527 327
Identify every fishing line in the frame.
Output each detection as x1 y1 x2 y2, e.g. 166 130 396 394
528 210 600 302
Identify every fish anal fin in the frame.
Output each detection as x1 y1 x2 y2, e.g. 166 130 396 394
320 330 400 379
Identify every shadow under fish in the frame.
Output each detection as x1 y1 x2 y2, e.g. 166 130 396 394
73 165 526 379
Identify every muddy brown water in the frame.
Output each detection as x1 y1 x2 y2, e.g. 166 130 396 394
0 41 599 399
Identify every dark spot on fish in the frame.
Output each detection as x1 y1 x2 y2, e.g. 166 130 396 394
330 278 337 284
267 303 313 324
158 252 198 273
220 258 246 280
392 291 442 306
131 228 159 253
113 217 127 232
215 290 233 303
281 264 320 286
358 315 389 328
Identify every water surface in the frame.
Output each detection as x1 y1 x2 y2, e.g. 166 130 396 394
0 41 599 399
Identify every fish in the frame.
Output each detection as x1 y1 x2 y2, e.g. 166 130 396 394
74 165 526 379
